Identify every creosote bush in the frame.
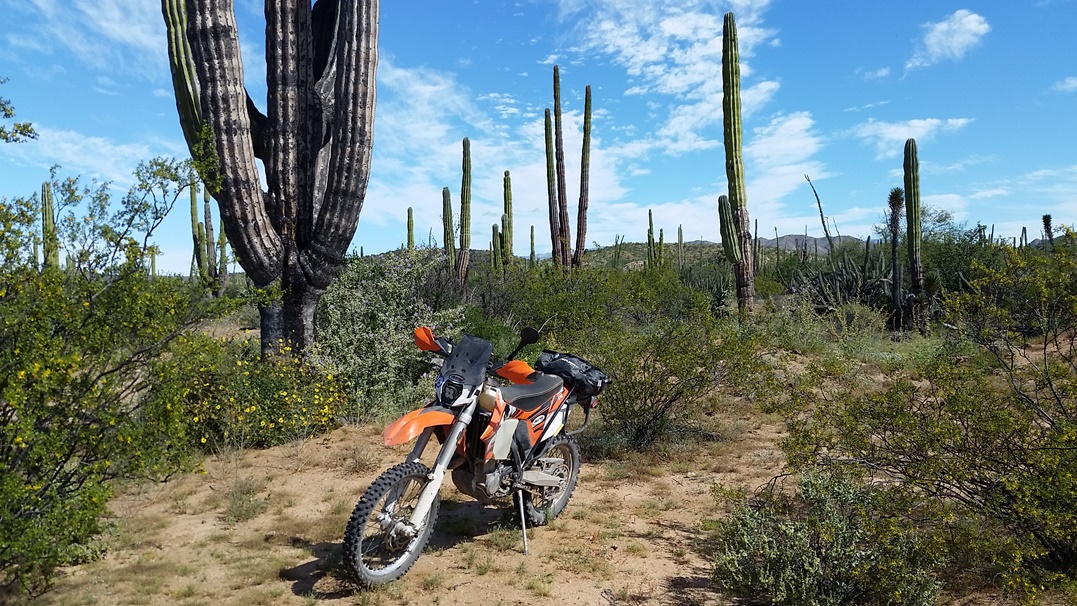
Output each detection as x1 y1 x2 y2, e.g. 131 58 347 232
710 468 941 606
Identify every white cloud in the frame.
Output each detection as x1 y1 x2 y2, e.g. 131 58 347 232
0 126 158 186
970 188 1009 199
561 0 779 156
850 118 973 159
857 67 890 81
1053 77 1077 92
906 10 990 71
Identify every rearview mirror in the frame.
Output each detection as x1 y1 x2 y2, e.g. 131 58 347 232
520 326 540 345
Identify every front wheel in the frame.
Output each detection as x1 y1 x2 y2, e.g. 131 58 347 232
517 434 581 526
342 462 440 586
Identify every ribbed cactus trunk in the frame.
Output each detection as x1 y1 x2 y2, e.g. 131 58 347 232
406 206 414 250
41 181 60 270
190 183 208 282
888 187 904 329
442 187 455 273
1043 214 1054 248
491 223 502 276
646 209 656 268
721 12 754 311
903 138 923 297
502 170 513 263
572 85 592 269
553 65 571 267
217 231 229 293
457 137 472 284
162 0 380 353
529 225 536 269
544 108 561 266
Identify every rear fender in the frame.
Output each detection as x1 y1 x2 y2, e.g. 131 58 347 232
383 405 456 447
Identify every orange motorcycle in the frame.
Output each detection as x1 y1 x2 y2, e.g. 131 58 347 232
342 326 609 586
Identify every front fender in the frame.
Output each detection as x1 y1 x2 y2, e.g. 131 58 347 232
383 405 456 447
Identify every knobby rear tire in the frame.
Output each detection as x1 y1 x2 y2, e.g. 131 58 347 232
516 434 581 526
342 462 440 586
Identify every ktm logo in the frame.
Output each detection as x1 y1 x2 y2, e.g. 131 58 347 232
530 414 546 428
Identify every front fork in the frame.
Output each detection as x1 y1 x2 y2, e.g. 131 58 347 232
403 400 478 532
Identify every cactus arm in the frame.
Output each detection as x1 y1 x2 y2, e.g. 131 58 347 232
503 170 513 260
544 108 561 265
457 137 471 282
572 84 592 268
718 195 742 263
553 65 571 266
442 186 455 272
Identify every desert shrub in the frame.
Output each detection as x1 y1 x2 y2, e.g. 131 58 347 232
710 468 941 606
583 315 769 452
145 334 344 451
315 248 464 421
0 161 213 595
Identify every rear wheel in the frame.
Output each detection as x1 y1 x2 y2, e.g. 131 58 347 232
342 462 440 586
516 434 580 526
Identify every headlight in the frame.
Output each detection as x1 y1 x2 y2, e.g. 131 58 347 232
439 380 463 406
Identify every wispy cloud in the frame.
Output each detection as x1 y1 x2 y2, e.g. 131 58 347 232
561 0 779 155
850 118 973 159
2 0 168 79
0 126 159 187
1053 76 1077 92
857 67 890 81
906 10 990 72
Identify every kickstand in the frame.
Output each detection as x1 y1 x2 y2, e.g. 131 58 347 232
516 489 530 555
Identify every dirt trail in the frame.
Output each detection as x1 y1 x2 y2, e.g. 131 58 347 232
41 409 787 606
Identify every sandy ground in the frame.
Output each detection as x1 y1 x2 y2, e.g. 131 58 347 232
36 399 791 606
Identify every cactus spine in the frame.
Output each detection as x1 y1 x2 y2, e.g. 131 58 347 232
718 195 742 263
721 12 754 310
572 85 592 268
502 170 513 262
406 206 414 250
41 181 60 270
457 137 472 283
903 138 923 297
442 187 456 273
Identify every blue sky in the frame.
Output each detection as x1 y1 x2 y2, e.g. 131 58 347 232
2 0 1076 273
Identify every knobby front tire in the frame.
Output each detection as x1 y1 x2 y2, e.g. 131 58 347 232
342 461 440 586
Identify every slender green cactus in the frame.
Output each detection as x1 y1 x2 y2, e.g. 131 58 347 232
888 187 904 328
544 108 561 266
189 182 211 283
553 65 571 267
502 170 513 262
499 213 509 263
752 219 759 275
1044 214 1054 249
491 223 503 276
530 225 536 269
41 181 60 270
718 195 742 263
442 187 455 273
646 209 656 267
903 138 923 296
677 224 684 270
217 230 228 291
722 12 754 310
572 85 592 268
150 247 157 278
406 207 414 250
1020 226 1027 249
658 228 665 265
457 137 472 283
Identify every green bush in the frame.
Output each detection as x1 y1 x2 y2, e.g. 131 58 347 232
315 248 464 421
710 469 941 606
0 161 212 595
145 334 343 451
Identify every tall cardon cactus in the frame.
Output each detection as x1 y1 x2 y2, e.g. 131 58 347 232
502 170 513 263
40 181 60 270
406 207 414 250
888 187 904 328
457 137 472 283
162 0 379 352
721 12 754 311
572 85 592 268
903 138 923 297
544 108 561 266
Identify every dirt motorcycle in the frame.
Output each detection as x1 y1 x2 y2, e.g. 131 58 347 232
342 326 610 586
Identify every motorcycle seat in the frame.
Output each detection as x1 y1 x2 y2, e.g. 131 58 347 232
499 372 563 412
